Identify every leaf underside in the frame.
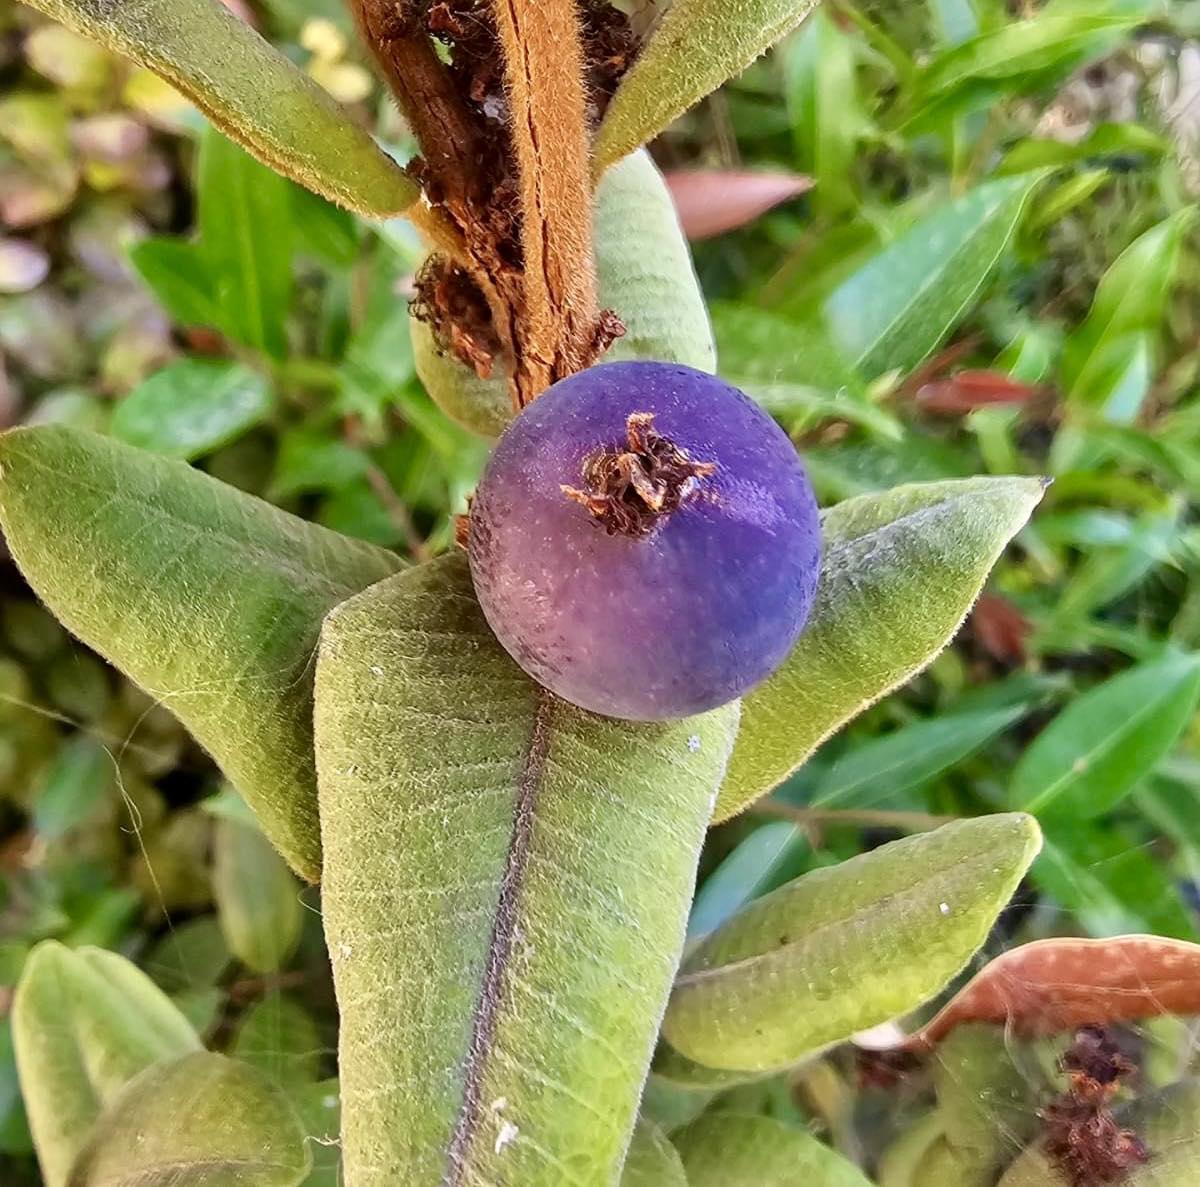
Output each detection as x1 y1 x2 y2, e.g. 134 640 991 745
0 426 401 879
316 552 739 1186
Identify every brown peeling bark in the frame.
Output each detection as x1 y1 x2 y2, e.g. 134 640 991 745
491 0 609 402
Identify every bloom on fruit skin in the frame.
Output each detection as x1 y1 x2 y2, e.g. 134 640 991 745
468 361 822 721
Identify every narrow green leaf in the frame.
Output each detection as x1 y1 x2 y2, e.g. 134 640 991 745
32 736 112 840
916 14 1146 98
719 477 1047 820
785 10 867 217
0 426 402 879
68 1051 311 1187
675 1113 873 1186
1011 651 1200 819
198 131 294 359
19 0 417 217
998 121 1168 173
1062 210 1196 409
662 814 1041 1070
594 0 821 173
316 553 739 1185
12 943 200 1187
824 176 1041 378
814 702 1028 808
415 149 714 438
621 1120 688 1186
112 359 274 460
688 821 806 941
215 819 304 973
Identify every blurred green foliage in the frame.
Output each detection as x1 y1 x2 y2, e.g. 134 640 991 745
4 0 1200 1182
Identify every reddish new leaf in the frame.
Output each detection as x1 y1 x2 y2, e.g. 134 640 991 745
972 593 1031 664
916 370 1038 415
902 936 1200 1050
665 170 812 240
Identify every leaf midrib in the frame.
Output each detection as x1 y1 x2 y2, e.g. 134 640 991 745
442 691 554 1185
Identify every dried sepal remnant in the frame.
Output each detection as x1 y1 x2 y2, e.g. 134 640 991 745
351 1 639 404
1041 1026 1149 1187
412 256 504 379
562 412 716 538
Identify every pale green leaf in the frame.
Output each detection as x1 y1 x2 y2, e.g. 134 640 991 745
675 1113 873 1186
0 426 402 879
621 1120 688 1186
20 0 416 217
233 992 322 1085
12 943 200 1187
112 359 274 460
316 552 739 1186
718 477 1047 820
662 814 1041 1070
595 0 821 173
68 1052 310 1187
415 149 713 438
129 238 221 328
1011 651 1200 819
824 176 1042 378
215 819 304 973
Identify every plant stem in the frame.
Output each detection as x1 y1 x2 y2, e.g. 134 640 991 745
749 801 957 833
492 0 605 402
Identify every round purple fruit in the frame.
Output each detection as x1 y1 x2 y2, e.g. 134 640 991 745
468 361 822 721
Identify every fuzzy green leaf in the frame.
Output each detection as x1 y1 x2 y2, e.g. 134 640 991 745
11 943 200 1187
415 149 713 437
594 1 821 173
824 176 1042 379
316 552 739 1186
718 477 1047 820
214 818 304 973
675 1113 873 1186
68 1052 310 1187
20 0 417 217
0 426 402 879
662 814 1042 1071
621 1121 688 1186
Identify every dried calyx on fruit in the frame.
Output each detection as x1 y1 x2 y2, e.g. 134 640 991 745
468 361 822 721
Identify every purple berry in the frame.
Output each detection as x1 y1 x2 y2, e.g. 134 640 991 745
468 361 822 720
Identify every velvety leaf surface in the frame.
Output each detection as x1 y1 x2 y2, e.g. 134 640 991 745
718 477 1047 819
213 819 304 973
68 1052 311 1187
11 943 200 1187
594 0 821 173
20 0 417 217
674 1113 873 1185
0 426 402 879
662 814 1041 1070
823 176 1042 378
315 553 739 1186
415 149 714 438
620 1120 688 1186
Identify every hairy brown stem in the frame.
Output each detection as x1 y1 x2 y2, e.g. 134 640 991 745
492 0 605 403
345 0 479 199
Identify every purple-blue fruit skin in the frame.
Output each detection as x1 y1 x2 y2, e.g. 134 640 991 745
468 361 822 721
